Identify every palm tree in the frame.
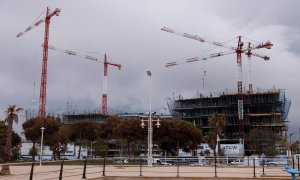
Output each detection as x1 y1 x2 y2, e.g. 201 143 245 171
0 105 23 175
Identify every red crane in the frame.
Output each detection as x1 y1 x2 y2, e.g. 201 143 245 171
17 7 61 118
161 27 273 137
102 54 121 115
47 45 121 115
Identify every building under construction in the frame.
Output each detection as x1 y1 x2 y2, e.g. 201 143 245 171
167 88 291 155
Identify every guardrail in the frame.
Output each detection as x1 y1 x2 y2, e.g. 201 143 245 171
0 156 298 179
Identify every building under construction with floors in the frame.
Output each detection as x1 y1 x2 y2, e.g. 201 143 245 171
167 88 291 155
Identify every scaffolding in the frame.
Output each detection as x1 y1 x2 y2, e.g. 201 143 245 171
24 106 106 123
168 88 291 154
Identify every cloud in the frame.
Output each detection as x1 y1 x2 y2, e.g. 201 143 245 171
0 0 299 135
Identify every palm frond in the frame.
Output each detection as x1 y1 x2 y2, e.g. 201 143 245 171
16 108 23 112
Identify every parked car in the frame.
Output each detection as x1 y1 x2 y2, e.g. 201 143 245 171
266 161 279 166
157 159 172 165
230 159 244 165
114 159 128 164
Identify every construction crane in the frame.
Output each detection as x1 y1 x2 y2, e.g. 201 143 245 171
161 27 273 137
17 7 61 118
102 54 121 115
47 45 121 115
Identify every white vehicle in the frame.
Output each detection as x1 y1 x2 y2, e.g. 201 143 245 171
230 159 244 165
157 159 172 165
266 161 279 166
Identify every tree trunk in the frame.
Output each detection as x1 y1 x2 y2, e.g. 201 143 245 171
52 151 56 160
127 138 130 156
0 165 10 175
176 140 179 156
1 122 12 175
5 122 12 161
106 133 110 156
213 149 216 157
57 151 61 160
105 141 109 157
77 144 82 159
32 142 36 161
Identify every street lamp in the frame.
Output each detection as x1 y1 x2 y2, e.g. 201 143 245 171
40 127 45 166
142 70 161 166
140 115 161 166
147 70 152 166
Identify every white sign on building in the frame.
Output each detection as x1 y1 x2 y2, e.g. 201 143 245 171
221 144 244 157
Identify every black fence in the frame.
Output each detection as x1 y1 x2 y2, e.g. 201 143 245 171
0 156 298 179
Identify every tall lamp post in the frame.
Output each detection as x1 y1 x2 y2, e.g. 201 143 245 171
147 70 152 166
141 70 161 166
141 116 161 166
40 127 45 166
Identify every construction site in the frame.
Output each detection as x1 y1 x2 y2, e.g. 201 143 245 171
167 88 291 154
16 6 291 156
161 27 291 155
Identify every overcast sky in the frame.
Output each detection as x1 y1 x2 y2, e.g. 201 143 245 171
1 0 299 136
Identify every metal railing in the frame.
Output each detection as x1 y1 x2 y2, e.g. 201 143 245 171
0 156 297 179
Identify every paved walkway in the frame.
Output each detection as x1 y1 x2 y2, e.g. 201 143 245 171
0 165 293 180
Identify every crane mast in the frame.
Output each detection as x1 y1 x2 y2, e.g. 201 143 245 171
246 42 253 93
47 45 121 115
236 36 244 135
102 54 121 115
39 7 61 118
16 7 61 118
162 27 273 137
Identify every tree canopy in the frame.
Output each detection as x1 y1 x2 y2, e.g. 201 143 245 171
0 122 21 161
155 119 203 156
22 117 63 160
247 128 277 156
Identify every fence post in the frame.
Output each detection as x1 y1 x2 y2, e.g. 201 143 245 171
29 162 35 180
82 158 87 179
139 157 142 176
253 158 256 177
262 159 265 176
59 160 64 180
214 156 217 177
247 156 250 166
177 156 179 177
102 156 106 176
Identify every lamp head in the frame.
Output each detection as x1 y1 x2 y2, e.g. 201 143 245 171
156 121 161 128
155 118 161 128
140 119 145 128
146 70 152 76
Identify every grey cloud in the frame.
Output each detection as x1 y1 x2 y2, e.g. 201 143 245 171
0 0 299 135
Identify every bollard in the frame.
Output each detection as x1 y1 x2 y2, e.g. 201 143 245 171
82 158 87 179
59 160 64 180
214 156 217 177
177 156 179 177
139 157 142 176
253 158 256 177
102 157 106 176
29 162 35 180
